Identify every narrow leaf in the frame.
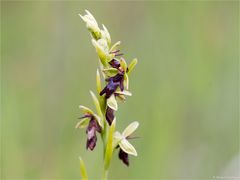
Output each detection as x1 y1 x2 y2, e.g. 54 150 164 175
122 121 139 137
119 138 137 156
79 157 88 180
127 58 138 75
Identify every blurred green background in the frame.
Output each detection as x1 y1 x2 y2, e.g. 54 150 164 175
1 1 239 179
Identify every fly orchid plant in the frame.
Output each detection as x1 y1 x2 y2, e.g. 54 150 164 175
76 10 139 180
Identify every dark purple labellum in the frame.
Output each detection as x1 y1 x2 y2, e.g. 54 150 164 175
100 80 119 99
109 59 120 69
100 72 124 98
86 118 101 151
119 148 129 166
106 106 115 125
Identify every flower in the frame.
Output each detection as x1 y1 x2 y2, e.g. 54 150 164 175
100 70 125 99
114 121 139 166
76 105 102 150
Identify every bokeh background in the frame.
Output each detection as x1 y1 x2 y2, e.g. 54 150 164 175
1 1 239 179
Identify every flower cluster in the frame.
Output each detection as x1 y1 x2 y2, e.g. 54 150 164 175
76 10 139 171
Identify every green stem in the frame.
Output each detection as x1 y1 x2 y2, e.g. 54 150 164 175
102 168 108 180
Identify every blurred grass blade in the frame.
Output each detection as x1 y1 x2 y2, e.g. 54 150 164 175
104 118 116 170
127 58 137 75
79 157 88 180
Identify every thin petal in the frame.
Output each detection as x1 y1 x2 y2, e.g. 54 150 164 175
119 138 137 156
110 41 121 52
122 121 139 138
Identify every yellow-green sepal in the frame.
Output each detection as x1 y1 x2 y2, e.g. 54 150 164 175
89 91 104 128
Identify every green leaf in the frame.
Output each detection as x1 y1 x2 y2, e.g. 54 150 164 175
127 58 138 75
122 121 139 137
89 91 104 128
79 105 94 114
96 69 101 94
102 68 118 77
104 118 116 170
75 118 90 129
124 73 129 90
119 138 137 156
79 156 88 180
107 94 118 111
109 41 121 52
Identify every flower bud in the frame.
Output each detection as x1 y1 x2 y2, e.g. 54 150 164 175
79 10 101 40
